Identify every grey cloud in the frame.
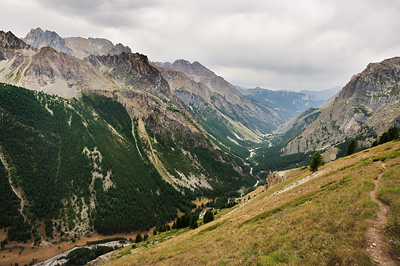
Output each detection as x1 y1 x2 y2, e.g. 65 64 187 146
4 0 400 90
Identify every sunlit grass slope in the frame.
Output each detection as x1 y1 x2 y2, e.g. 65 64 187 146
104 141 400 266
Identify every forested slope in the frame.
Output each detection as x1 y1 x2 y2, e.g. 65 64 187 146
0 83 194 240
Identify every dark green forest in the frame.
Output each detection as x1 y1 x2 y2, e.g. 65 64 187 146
0 83 257 240
0 84 193 236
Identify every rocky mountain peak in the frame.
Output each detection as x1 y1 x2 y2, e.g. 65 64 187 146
335 57 400 103
65 37 131 59
282 56 400 157
23 28 73 55
168 60 216 82
23 28 132 59
0 30 31 50
86 52 171 96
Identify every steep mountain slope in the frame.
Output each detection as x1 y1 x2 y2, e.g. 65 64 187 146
154 60 282 136
96 140 400 266
0 83 251 242
282 57 400 156
0 30 257 245
238 87 316 120
23 27 131 59
0 84 193 237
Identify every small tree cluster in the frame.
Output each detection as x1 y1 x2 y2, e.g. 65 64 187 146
156 224 171 233
372 126 400 146
0 239 7 250
309 151 324 172
171 213 199 230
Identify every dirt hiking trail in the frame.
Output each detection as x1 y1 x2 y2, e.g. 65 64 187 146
366 163 399 266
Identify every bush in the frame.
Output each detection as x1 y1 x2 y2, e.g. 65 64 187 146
345 138 357 156
309 151 324 172
203 210 214 224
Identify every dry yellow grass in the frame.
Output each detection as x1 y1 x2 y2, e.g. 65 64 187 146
101 141 400 266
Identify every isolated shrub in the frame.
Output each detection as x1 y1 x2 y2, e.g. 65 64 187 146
203 210 214 224
309 151 324 172
135 233 142 243
345 138 357 156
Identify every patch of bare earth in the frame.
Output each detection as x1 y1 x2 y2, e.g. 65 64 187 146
366 163 399 266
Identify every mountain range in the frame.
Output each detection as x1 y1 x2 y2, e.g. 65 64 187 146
22 27 131 59
0 27 400 265
0 29 258 241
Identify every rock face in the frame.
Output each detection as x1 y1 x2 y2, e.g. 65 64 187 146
22 28 131 59
23 27 73 55
0 30 32 50
282 57 400 155
86 53 170 97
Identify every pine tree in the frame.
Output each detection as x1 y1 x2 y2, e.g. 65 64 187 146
345 138 357 156
203 210 214 224
189 215 198 229
309 151 324 172
135 233 142 243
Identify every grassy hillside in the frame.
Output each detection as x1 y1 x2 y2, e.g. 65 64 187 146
101 141 400 265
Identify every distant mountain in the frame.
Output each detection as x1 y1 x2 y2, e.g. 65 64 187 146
22 27 73 55
153 60 284 166
281 57 400 158
300 86 341 106
22 27 131 59
238 87 316 120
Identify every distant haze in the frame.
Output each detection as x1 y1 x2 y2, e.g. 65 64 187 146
2 0 400 91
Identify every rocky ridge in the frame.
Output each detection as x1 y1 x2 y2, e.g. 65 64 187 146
23 27 131 59
0 31 114 98
281 57 400 156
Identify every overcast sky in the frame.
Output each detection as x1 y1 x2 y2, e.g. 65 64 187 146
2 0 400 91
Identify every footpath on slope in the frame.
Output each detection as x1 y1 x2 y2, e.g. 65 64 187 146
366 163 399 266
